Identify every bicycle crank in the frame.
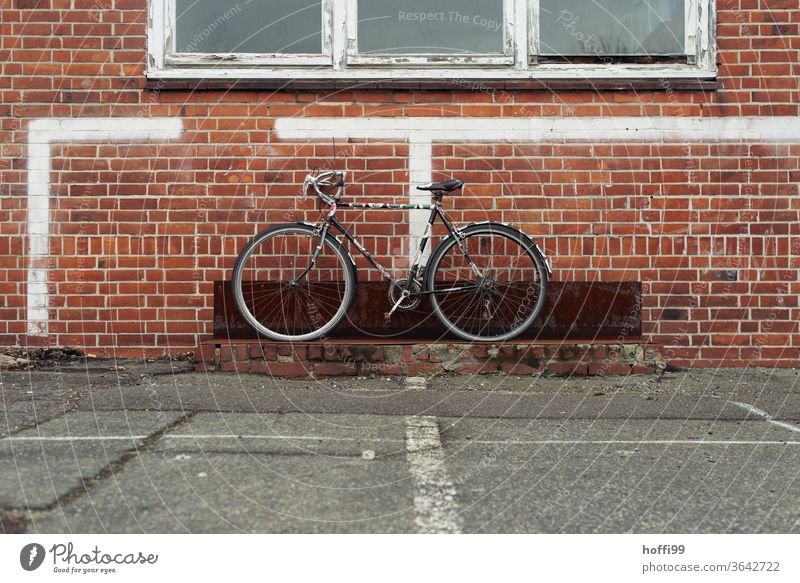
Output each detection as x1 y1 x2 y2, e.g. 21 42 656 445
384 278 422 321
387 278 422 311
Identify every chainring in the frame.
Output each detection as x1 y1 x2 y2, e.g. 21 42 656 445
388 278 422 311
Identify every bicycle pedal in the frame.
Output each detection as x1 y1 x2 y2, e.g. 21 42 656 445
383 312 392 322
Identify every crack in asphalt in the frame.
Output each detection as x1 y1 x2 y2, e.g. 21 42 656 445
1 413 197 531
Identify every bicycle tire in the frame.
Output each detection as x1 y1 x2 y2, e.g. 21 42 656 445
232 223 356 342
425 223 548 342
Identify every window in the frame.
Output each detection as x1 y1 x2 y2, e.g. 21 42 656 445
174 0 324 55
147 0 715 81
162 0 331 66
350 0 513 65
538 0 686 57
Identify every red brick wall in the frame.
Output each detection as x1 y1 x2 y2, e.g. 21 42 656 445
1 0 799 366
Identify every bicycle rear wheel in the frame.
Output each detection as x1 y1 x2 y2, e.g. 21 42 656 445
426 223 548 342
232 224 356 342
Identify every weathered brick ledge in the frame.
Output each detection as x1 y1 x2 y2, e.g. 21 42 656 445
196 339 664 378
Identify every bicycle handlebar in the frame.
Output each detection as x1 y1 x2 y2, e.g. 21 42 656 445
302 171 346 205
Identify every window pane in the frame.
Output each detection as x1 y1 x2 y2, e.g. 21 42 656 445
358 0 504 55
174 0 322 54
539 0 685 56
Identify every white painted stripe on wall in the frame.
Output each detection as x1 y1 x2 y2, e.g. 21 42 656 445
276 116 800 143
408 138 432 263
24 115 799 338
276 115 800 274
25 118 183 336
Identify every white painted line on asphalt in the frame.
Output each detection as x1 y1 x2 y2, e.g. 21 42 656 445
3 436 800 445
404 415 463 534
469 439 800 446
727 401 800 434
165 435 399 443
1 435 401 443
405 376 428 391
3 436 150 442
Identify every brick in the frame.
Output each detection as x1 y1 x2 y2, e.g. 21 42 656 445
194 362 215 373
197 344 218 366
340 346 383 362
360 362 406 376
500 361 541 375
406 363 440 376
258 361 310 377
224 345 248 363
547 362 590 377
472 345 489 359
313 362 358 377
244 343 278 362
247 343 264 360
220 360 245 373
631 364 657 375
588 362 632 376
262 345 278 361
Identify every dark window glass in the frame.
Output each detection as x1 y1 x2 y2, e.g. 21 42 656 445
540 0 685 56
175 0 322 54
358 0 504 55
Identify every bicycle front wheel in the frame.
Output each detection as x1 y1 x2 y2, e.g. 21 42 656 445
232 224 356 342
426 224 548 342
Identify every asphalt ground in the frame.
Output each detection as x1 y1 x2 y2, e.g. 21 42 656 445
1 359 799 534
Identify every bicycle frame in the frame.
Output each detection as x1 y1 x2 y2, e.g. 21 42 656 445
301 196 484 298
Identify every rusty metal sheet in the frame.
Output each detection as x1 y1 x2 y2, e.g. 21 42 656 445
213 280 641 341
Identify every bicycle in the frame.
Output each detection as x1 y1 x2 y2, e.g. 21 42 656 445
232 170 551 343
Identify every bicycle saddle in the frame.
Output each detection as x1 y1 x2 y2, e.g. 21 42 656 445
416 179 464 193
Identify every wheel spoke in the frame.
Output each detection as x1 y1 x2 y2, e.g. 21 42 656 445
430 229 546 341
233 226 353 341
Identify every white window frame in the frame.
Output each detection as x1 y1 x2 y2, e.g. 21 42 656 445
147 0 716 81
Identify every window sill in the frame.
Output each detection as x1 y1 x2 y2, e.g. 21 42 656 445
146 64 717 92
